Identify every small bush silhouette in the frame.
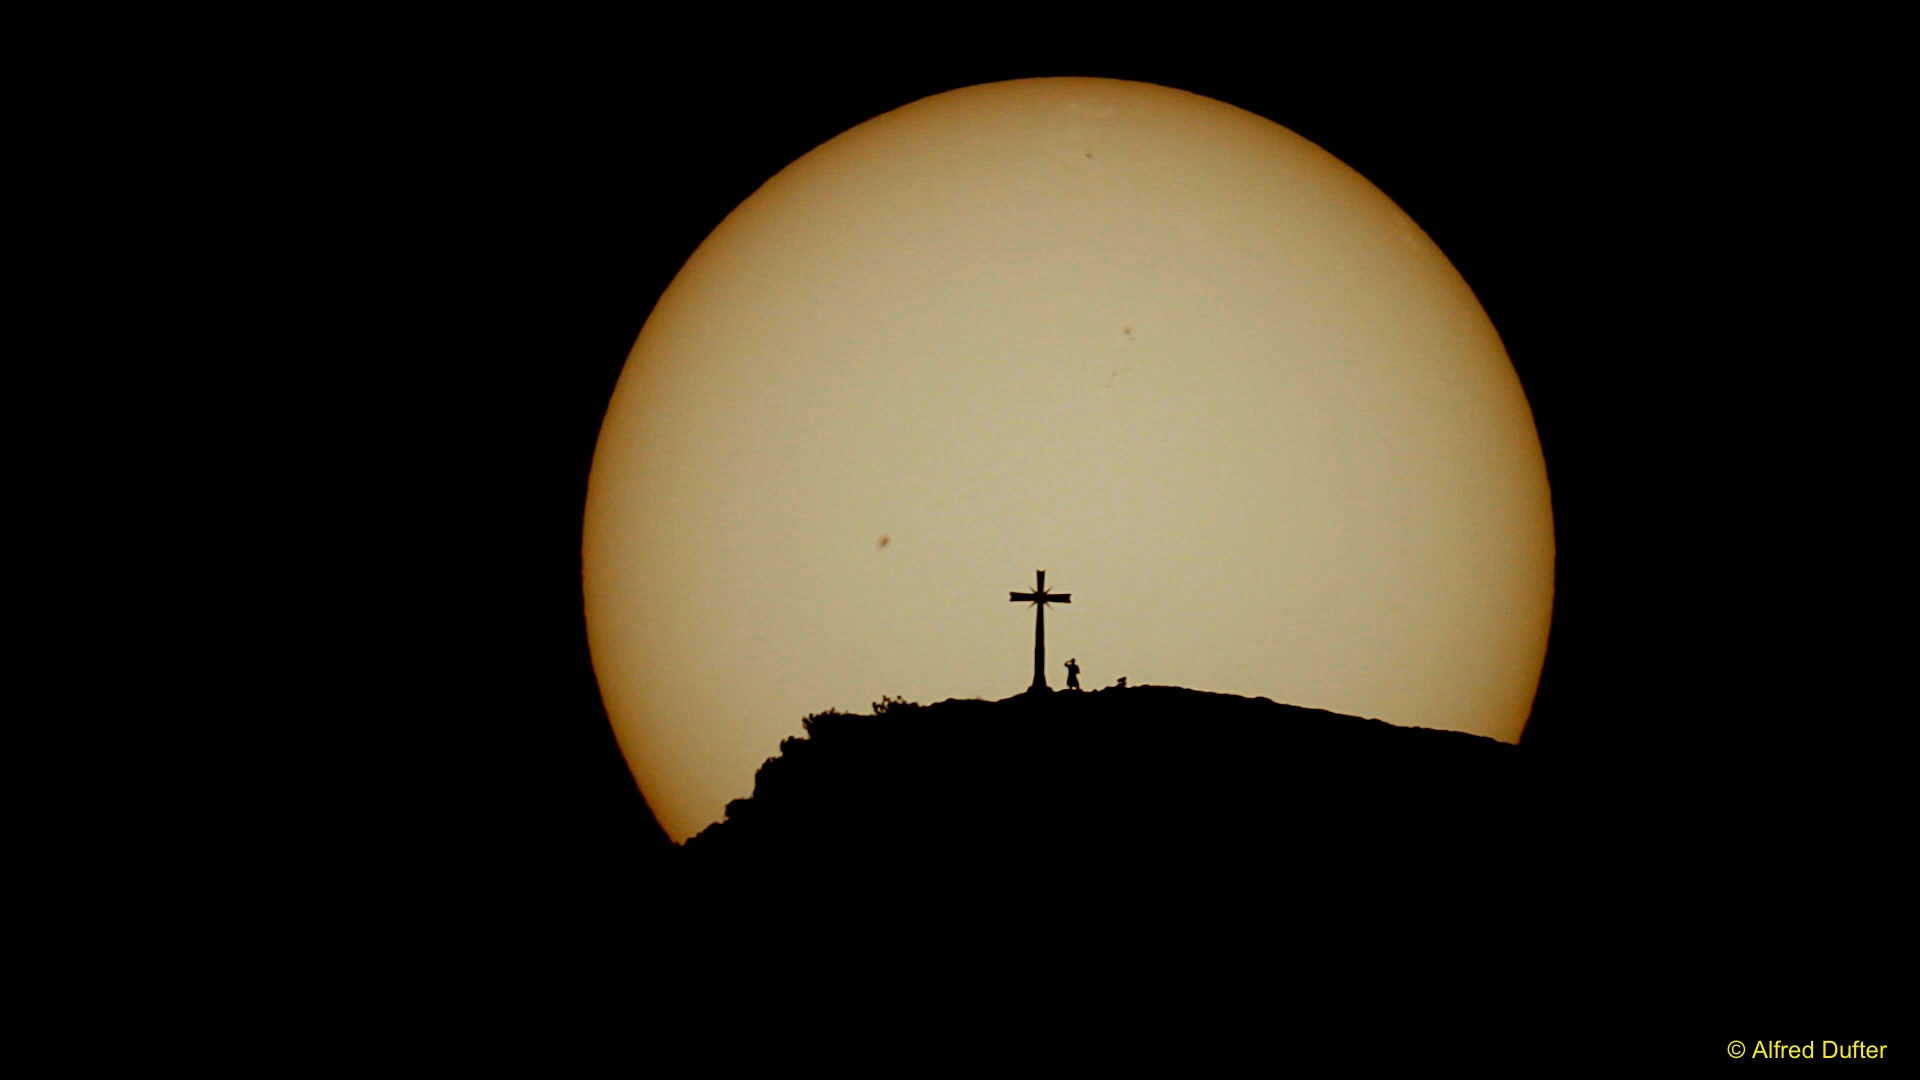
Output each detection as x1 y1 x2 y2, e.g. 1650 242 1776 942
872 695 919 716
801 708 846 737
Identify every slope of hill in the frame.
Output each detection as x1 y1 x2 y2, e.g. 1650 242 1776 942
682 686 1557 901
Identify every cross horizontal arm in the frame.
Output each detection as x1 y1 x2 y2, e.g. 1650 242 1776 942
1009 592 1070 603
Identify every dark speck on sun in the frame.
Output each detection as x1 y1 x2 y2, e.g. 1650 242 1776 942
877 535 891 549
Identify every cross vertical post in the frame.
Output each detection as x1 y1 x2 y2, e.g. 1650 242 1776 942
1009 570 1070 693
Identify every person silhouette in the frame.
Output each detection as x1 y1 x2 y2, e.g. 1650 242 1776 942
1065 658 1081 691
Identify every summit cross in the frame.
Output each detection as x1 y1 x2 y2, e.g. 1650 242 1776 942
1009 570 1071 693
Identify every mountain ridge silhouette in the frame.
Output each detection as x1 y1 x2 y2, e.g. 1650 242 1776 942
680 685 1555 905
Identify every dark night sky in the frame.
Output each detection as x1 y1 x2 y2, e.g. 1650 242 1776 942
355 55 1899 986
